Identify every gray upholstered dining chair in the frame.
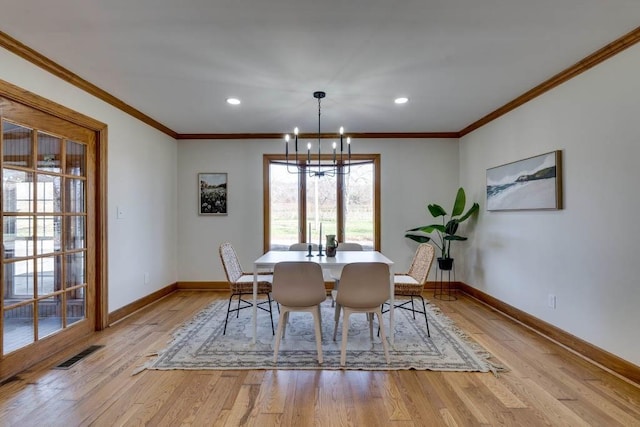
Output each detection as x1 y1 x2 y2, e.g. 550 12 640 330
330 242 363 307
219 242 275 335
384 243 435 336
336 242 363 251
288 243 318 251
272 261 326 364
333 262 390 366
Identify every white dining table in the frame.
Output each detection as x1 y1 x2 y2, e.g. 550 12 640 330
253 250 395 344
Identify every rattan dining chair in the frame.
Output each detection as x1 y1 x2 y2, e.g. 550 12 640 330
219 242 275 335
272 261 327 364
333 262 391 366
384 243 435 336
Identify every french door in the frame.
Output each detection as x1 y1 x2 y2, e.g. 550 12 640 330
1 95 98 374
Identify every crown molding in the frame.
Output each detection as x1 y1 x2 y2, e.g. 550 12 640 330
0 30 177 139
176 132 460 140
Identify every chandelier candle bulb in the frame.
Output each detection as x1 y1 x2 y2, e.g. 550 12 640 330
332 142 337 162
285 134 289 157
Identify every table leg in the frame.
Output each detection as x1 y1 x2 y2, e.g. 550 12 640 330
252 268 258 344
389 267 394 345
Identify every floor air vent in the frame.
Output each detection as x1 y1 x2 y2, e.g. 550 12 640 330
54 345 104 369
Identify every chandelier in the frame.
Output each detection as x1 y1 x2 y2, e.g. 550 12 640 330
284 91 352 177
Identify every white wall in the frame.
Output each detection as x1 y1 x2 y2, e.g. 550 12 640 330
459 44 640 366
177 138 460 281
0 48 178 312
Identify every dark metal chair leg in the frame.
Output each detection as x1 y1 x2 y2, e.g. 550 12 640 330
419 295 430 337
410 296 416 319
223 293 235 335
267 293 275 335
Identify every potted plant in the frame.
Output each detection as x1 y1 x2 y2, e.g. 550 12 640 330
405 187 479 270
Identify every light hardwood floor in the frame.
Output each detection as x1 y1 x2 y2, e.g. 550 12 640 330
0 291 639 426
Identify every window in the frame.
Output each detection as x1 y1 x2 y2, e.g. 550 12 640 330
264 154 380 251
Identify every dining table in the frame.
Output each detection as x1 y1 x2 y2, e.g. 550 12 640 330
253 250 395 344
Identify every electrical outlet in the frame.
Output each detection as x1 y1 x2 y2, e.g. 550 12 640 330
116 206 125 219
548 294 556 309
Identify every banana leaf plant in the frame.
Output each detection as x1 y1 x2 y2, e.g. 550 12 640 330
405 187 479 260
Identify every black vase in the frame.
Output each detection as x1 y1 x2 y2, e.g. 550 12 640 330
437 257 454 271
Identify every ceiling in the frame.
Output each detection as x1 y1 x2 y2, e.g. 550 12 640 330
1 0 640 136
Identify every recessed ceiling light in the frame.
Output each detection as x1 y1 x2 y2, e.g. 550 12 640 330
226 98 241 105
394 97 409 104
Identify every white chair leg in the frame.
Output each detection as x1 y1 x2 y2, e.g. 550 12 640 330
312 306 323 364
273 308 288 363
317 303 323 341
376 310 390 364
340 310 351 366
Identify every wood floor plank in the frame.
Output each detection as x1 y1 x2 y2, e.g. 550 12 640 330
320 371 360 426
189 374 238 425
0 290 638 426
371 371 418 423
475 371 528 409
380 371 444 425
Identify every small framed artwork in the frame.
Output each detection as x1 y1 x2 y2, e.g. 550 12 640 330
198 172 228 215
486 150 562 211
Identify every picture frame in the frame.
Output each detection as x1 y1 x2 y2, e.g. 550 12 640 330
198 172 228 215
486 150 562 211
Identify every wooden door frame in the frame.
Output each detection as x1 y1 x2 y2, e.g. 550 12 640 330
0 78 109 330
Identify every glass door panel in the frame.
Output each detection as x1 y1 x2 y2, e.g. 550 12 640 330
37 295 63 339
3 169 34 213
66 287 85 326
2 122 32 167
65 252 85 287
4 216 34 258
36 174 62 212
36 255 62 296
65 178 85 212
5 259 34 299
66 140 86 176
36 132 62 173
3 305 35 353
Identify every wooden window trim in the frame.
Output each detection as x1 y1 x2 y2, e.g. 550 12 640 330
263 154 380 253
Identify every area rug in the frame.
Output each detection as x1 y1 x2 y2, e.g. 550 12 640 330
142 298 503 372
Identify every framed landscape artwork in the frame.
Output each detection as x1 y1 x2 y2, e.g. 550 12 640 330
198 172 228 215
486 150 563 211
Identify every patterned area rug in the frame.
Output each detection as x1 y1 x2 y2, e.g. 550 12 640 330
143 298 502 372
